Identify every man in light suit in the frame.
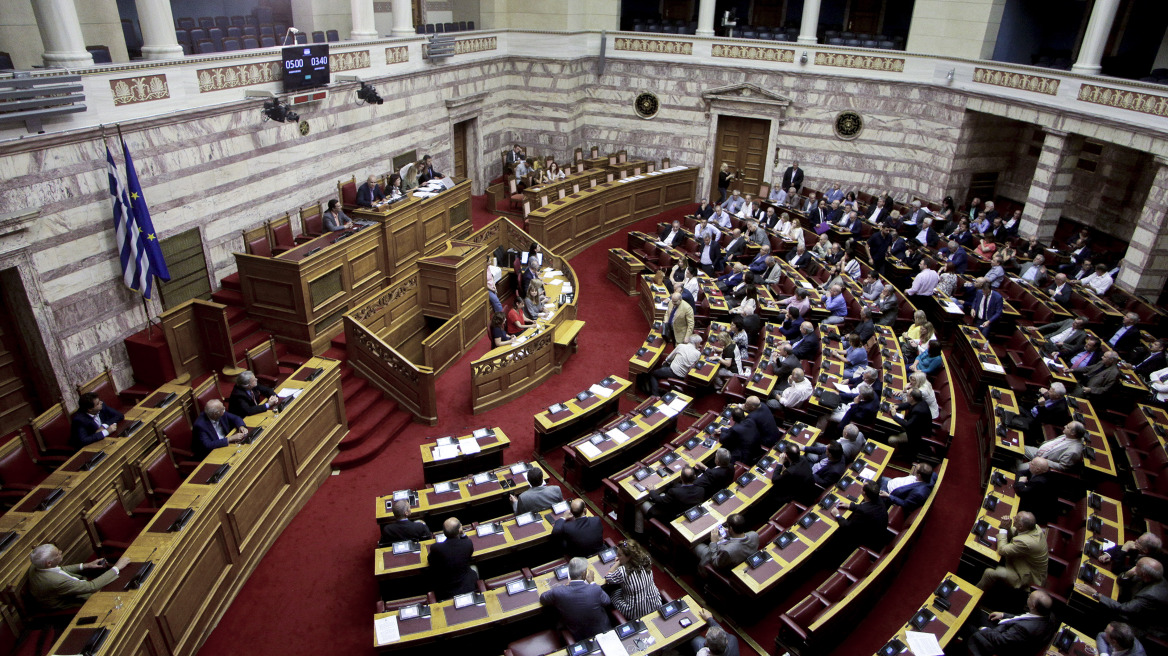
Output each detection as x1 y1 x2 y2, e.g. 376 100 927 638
967 590 1058 656
801 192 818 215
70 392 124 448
977 511 1048 592
1022 421 1087 473
551 499 603 557
781 161 804 193
760 257 783 285
539 557 612 640
356 175 385 207
667 292 695 345
1038 317 1089 356
192 399 247 460
510 467 563 514
969 277 1003 335
695 513 759 572
28 544 130 610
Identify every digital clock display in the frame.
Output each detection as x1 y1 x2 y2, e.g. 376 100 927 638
281 44 330 92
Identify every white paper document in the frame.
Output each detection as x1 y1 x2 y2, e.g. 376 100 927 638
597 630 631 656
458 437 482 455
942 301 964 314
276 388 302 399
434 481 453 494
659 404 679 418
833 383 853 393
984 363 1006 373
374 616 400 645
905 630 944 656
577 442 602 459
472 428 492 438
799 281 813 289
859 466 878 481
668 397 689 412
606 428 629 444
432 445 460 460
590 384 614 398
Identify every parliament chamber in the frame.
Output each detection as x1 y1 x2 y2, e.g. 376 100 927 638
3 1 1168 655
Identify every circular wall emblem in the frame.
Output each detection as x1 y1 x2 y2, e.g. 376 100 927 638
634 92 660 120
298 120 310 136
834 111 863 140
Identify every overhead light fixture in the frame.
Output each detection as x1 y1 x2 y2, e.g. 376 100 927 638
357 82 383 105
262 98 299 123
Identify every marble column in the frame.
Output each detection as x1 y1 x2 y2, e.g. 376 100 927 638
695 0 716 38
135 0 184 59
350 0 378 40
798 0 822 45
1072 0 1120 75
1117 157 1168 296
31 0 93 67
1019 130 1080 244
390 0 414 36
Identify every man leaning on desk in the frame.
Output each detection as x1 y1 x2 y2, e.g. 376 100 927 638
192 399 248 460
510 467 563 514
28 544 131 610
71 391 124 448
356 175 385 207
228 370 276 417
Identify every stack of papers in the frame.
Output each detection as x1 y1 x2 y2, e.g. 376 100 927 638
858 466 878 481
577 442 602 459
432 445 460 460
606 428 630 444
590 384 614 398
434 481 453 493
984 363 1006 373
668 397 689 413
458 437 482 455
597 630 631 656
374 616 400 645
276 388 303 399
833 383 853 394
472 428 493 438
659 404 679 418
904 631 943 656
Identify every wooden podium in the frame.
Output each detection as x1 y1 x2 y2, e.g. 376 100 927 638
416 239 489 320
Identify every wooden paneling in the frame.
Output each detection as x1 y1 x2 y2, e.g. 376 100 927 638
227 452 290 551
712 117 770 200
159 528 233 652
452 120 468 180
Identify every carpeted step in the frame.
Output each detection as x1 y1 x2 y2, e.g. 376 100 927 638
232 330 270 363
323 346 347 360
332 409 412 470
211 288 245 307
230 319 262 343
220 272 241 291
341 375 369 403
331 332 347 349
337 399 397 452
225 305 247 323
344 386 381 419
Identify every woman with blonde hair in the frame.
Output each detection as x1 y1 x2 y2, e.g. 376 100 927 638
895 371 940 419
901 311 935 361
604 540 661 619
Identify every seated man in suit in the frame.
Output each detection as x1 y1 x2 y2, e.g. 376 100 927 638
1021 420 1088 473
1091 558 1168 640
744 395 780 453
888 389 933 457
872 284 900 327
879 462 934 512
966 589 1057 656
977 511 1049 592
717 408 757 464
829 480 889 552
1038 317 1089 356
968 277 1003 336
27 544 131 610
770 343 801 383
690 608 740 656
540 557 612 640
71 391 125 448
227 370 276 417
1134 340 1167 379
322 199 354 232
1099 533 1167 575
642 466 705 525
1047 273 1073 306
805 424 866 464
192 399 247 460
772 443 818 506
695 513 759 572
723 230 748 261
356 174 385 207
1095 622 1146 656
551 498 603 558
1019 254 1049 285
789 322 820 361
833 383 880 434
694 448 735 496
1106 312 1143 358
1014 458 1059 526
379 499 432 546
1073 350 1121 401
1025 383 1071 430
1068 336 1104 372
695 198 715 221
510 467 563 514
811 442 848 488
659 220 686 247
787 243 812 269
429 517 479 600
416 154 442 185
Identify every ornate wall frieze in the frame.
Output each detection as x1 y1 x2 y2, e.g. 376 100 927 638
814 52 904 72
471 332 553 376
354 329 419 383
972 67 1060 95
332 50 372 72
385 46 409 65
197 61 281 93
614 38 693 56
350 274 418 322
110 74 170 105
455 37 497 55
1077 84 1168 118
711 44 794 63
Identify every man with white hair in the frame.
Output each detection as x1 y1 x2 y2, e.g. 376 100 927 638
193 399 248 460
1092 558 1168 639
647 335 703 396
1027 383 1070 428
539 556 612 640
228 370 277 417
28 544 131 610
768 367 813 412
1021 421 1087 472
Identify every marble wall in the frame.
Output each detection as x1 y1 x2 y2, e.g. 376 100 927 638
1063 141 1152 242
946 111 1035 205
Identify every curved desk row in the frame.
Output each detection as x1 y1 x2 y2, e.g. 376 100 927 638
45 359 346 656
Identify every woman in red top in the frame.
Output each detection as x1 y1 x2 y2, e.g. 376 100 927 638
974 235 997 259
506 303 534 335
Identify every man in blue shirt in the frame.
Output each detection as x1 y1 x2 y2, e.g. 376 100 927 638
823 284 848 325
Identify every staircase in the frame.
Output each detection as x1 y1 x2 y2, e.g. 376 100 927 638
215 272 413 470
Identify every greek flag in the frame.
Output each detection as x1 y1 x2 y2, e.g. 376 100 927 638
107 139 169 299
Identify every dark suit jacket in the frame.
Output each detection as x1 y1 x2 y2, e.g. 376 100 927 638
1047 283 1072 306
697 241 723 269
1033 398 1070 427
782 166 804 191
1015 473 1059 525
772 458 817 506
812 457 848 488
888 237 907 260
867 232 891 266
888 477 933 512
949 248 969 274
787 251 811 268
647 483 705 520
70 406 125 448
970 290 1004 325
1108 325 1142 355
551 516 604 558
719 423 757 464
429 535 478 599
792 333 820 361
967 614 1057 656
773 353 801 382
192 411 245 460
840 398 880 429
379 519 432 545
417 165 441 185
1136 352 1167 378
659 225 686 246
837 500 889 551
228 383 276 417
854 319 875 344
696 466 734 494
724 237 747 259
540 581 612 640
747 406 781 449
356 182 384 207
917 228 939 249
697 204 714 220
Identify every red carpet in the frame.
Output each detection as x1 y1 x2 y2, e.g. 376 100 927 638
199 196 984 656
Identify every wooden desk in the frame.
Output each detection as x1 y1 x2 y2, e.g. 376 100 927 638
873 573 981 656
1041 623 1097 656
953 324 1007 407
961 467 1017 570
534 376 630 452
525 167 699 258
637 275 671 324
607 248 648 295
420 428 510 483
236 179 471 355
375 462 547 524
629 327 668 380
565 393 692 486
543 595 706 656
46 358 346 656
1070 493 1124 606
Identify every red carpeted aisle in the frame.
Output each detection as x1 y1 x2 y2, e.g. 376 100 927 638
199 196 984 656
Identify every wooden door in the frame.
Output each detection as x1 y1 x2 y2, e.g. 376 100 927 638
847 0 882 34
711 115 770 201
452 120 468 180
0 291 42 436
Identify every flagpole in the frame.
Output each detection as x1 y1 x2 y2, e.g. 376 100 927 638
114 123 156 338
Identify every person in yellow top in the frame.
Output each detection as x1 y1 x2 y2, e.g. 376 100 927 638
28 544 131 610
977 511 1049 592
